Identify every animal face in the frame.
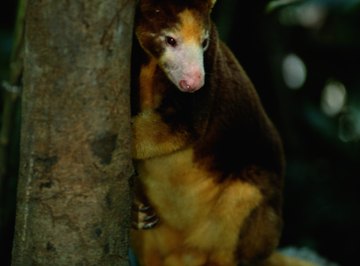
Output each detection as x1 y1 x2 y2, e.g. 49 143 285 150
136 0 217 93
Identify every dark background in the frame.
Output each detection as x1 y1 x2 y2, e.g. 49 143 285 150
1 0 359 265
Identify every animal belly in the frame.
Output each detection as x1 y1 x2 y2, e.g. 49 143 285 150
132 148 263 266
136 148 218 230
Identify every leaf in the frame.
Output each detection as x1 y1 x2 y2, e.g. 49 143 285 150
266 0 303 13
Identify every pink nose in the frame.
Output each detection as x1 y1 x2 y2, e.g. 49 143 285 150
179 80 194 92
179 73 204 93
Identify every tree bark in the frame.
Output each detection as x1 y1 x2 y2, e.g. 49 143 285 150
11 0 135 265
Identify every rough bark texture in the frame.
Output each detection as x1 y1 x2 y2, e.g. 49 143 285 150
11 0 135 265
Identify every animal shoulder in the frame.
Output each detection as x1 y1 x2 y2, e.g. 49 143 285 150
130 1 286 266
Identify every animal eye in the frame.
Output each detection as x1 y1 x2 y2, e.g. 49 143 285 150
165 36 177 47
202 38 209 49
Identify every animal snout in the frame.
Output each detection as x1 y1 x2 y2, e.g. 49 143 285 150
179 71 204 93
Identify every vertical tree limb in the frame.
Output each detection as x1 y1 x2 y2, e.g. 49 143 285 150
11 0 135 265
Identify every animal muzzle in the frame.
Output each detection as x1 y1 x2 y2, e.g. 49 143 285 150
163 43 206 93
178 68 204 93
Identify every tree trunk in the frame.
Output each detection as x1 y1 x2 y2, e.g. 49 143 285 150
11 0 135 265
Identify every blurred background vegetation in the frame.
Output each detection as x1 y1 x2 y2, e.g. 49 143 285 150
1 0 359 265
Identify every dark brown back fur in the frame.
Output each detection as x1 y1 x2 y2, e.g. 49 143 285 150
131 1 285 264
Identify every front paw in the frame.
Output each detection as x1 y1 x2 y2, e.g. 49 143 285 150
132 201 159 230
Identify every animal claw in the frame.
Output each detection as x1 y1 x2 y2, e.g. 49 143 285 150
144 212 157 222
132 201 159 230
143 218 159 230
132 202 151 212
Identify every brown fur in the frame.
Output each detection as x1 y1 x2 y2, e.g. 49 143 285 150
131 1 286 265
178 10 204 44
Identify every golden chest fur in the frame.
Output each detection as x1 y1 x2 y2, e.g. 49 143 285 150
130 2 285 264
132 144 263 265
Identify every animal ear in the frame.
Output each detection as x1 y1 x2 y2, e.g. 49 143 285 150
210 0 217 8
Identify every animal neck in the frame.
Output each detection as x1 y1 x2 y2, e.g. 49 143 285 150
139 57 159 111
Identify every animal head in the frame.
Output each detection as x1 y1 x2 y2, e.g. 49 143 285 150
135 0 217 93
